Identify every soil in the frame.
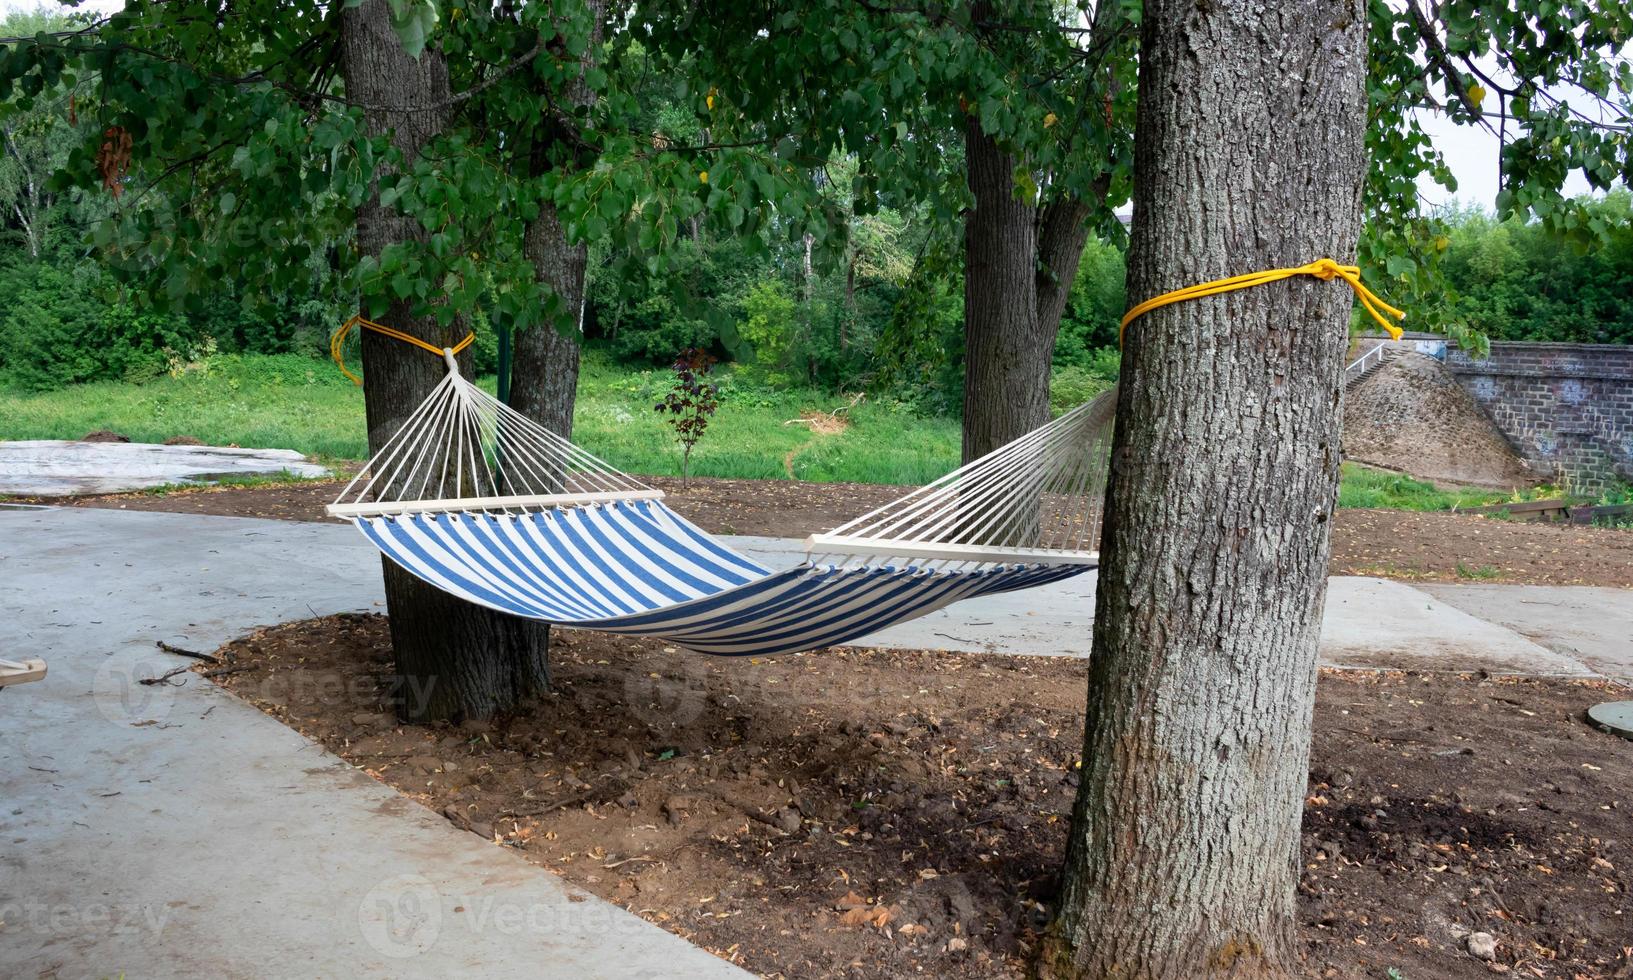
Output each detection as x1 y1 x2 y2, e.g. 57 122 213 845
78 429 131 443
1344 353 1540 490
37 475 1633 588
200 615 1633 979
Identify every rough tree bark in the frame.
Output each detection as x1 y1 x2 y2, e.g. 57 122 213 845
511 202 585 435
342 0 549 723
961 119 1051 464
1043 1 1367 976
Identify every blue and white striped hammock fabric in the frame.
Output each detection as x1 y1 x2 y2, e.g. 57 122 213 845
354 499 1089 656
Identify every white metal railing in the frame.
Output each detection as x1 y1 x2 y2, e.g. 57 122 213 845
1343 343 1388 384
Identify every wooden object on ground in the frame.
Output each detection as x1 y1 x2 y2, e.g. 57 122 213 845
1462 499 1633 524
0 658 48 688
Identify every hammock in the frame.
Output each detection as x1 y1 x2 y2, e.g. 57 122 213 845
329 354 1113 656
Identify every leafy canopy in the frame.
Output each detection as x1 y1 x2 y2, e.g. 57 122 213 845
0 0 1627 350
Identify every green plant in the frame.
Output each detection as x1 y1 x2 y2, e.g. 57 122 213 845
1336 464 1512 512
736 277 801 381
1455 562 1501 580
655 348 721 488
1049 363 1116 416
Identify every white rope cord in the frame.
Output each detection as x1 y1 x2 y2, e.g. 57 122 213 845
807 388 1116 568
330 364 656 518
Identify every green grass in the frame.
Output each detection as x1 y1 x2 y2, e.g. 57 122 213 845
1334 464 1514 512
572 355 960 485
0 352 961 487
0 354 1590 505
1 354 368 460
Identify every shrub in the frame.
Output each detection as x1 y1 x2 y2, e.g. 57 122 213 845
736 278 801 380
0 260 205 391
655 348 721 486
607 292 717 363
1050 363 1116 416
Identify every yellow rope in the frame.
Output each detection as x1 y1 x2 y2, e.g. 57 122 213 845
330 315 476 385
1119 258 1405 345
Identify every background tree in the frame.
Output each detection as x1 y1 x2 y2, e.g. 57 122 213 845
636 0 1140 460
1361 0 1633 347
1041 2 1370 975
0 11 71 260
1439 192 1633 345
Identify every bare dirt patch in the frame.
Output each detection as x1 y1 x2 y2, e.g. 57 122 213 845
40 475 1633 588
1328 508 1633 587
202 615 1632 979
1344 353 1540 490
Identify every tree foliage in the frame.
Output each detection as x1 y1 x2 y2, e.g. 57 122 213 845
0 0 841 338
1362 0 1633 347
0 0 1626 396
1440 192 1633 345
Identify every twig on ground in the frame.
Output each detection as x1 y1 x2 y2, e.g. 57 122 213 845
156 641 219 664
139 665 192 686
500 788 599 818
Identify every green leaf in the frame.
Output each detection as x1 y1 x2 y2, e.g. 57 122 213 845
386 0 438 59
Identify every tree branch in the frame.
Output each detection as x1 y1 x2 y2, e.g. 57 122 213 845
1403 0 1493 131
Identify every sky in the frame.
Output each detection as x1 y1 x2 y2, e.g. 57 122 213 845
0 0 1612 213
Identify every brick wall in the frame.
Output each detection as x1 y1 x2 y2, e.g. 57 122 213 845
1441 342 1633 494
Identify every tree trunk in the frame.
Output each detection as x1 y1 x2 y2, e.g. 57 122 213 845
958 2 1121 465
960 132 1101 464
1043 1 1367 976
511 200 584 436
961 121 1052 463
342 0 548 724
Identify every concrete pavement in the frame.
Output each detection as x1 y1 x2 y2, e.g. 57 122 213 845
1420 583 1633 684
1 506 1623 977
0 505 749 980
738 536 1603 677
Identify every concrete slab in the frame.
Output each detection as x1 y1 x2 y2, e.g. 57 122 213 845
738 537 1596 675
1420 584 1633 684
0 440 329 496
1318 577 1594 676
0 507 747 980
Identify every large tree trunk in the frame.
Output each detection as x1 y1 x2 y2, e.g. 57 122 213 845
511 202 584 435
342 0 548 724
961 121 1052 464
958 5 1119 465
960 125 1097 463
1043 1 1367 976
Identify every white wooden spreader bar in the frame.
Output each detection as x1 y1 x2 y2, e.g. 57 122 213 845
805 533 1100 567
327 489 666 519
0 657 48 688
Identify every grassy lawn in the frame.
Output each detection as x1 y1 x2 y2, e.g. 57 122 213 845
0 353 1567 506
1334 463 1515 511
0 353 962 486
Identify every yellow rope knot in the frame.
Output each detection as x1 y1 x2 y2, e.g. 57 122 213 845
1119 257 1405 345
330 314 476 385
